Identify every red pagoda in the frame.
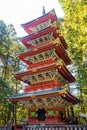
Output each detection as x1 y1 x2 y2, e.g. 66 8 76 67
9 9 79 125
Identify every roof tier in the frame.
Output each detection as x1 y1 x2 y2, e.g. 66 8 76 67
15 61 75 85
18 39 70 66
21 9 57 34
8 87 79 108
20 26 67 50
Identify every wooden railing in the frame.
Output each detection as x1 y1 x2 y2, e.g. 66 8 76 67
25 124 87 130
0 124 87 130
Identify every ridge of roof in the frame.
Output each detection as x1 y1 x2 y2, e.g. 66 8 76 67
21 9 57 27
8 87 64 99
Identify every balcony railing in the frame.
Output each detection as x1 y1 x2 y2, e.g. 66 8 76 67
24 124 87 130
0 124 87 130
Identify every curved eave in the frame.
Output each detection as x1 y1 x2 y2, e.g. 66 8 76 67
57 64 75 83
15 62 75 83
20 26 58 44
20 26 67 50
8 87 79 106
21 9 57 34
18 41 58 57
8 87 66 102
15 62 59 79
62 92 79 104
18 42 71 65
59 36 67 49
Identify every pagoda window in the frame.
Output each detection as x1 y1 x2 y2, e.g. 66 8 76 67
33 56 38 62
47 19 51 26
29 19 51 33
45 72 51 79
34 40 38 45
32 75 37 83
30 33 54 46
44 52 49 59
36 26 39 31
40 23 45 29
30 40 35 45
37 25 41 31
48 110 54 116
26 57 33 64
39 37 43 43
35 26 39 31
38 36 43 43
38 74 44 80
36 19 51 32
55 57 59 62
38 54 44 60
47 34 51 40
47 33 52 40
45 34 49 41
30 111 36 116
30 39 38 46
44 35 48 41
36 24 43 31
50 50 59 61
49 71 54 78
43 33 53 42
43 19 51 28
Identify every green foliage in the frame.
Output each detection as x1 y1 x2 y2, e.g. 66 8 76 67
0 77 12 102
16 104 28 123
0 20 27 125
0 76 13 125
58 0 87 124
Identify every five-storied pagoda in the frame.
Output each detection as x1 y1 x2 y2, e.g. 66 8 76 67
9 9 79 124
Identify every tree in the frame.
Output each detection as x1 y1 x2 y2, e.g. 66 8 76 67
0 20 27 125
58 0 87 124
0 77 13 125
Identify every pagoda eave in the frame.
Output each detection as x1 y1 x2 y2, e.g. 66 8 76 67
20 26 58 44
62 92 79 104
18 41 71 65
8 87 79 107
20 26 67 50
15 62 75 83
57 65 75 83
21 9 57 34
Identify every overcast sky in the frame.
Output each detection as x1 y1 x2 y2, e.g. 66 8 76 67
0 0 64 36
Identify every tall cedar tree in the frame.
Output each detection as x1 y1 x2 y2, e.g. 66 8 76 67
58 0 87 124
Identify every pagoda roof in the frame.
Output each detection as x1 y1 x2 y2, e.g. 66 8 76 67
18 40 70 66
9 87 65 100
21 9 57 34
15 61 75 83
20 26 67 50
8 87 79 108
18 39 67 58
20 26 56 41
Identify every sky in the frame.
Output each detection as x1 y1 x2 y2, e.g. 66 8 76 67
0 0 64 37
